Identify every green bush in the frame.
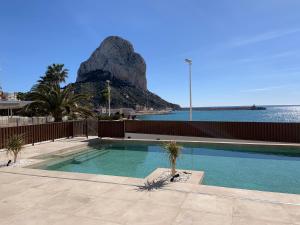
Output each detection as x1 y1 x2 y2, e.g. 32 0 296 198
163 141 182 177
98 112 123 120
6 134 25 163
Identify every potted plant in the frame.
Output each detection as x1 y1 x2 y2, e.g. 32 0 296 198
6 134 25 163
163 141 182 180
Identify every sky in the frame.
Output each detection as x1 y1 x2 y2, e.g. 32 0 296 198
0 0 300 107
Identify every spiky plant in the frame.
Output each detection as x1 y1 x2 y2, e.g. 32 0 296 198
163 141 182 177
38 64 68 85
6 134 25 163
27 84 93 122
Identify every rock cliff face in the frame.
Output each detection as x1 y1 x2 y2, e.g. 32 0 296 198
77 36 147 90
75 36 179 110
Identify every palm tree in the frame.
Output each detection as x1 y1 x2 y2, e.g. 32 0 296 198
24 63 93 121
28 84 93 122
163 141 182 177
6 134 24 163
38 64 68 86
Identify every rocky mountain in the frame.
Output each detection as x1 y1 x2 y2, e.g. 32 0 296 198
74 36 179 110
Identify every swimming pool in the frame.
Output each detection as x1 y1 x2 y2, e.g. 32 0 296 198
42 141 300 194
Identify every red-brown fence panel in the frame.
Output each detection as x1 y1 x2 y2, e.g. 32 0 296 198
98 121 125 138
125 120 300 143
2 120 300 148
0 121 79 149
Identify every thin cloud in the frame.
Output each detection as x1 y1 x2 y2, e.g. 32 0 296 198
241 85 291 93
231 28 300 47
236 50 298 64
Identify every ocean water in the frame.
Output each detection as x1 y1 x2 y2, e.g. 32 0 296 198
44 142 300 194
138 106 300 122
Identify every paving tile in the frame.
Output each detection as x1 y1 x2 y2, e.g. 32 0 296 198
1 209 67 225
68 180 117 196
36 178 116 197
101 184 146 201
0 183 28 199
123 177 145 186
52 215 122 225
181 193 234 215
12 175 53 188
232 216 292 225
165 181 199 193
283 204 300 225
37 191 93 213
34 178 75 193
121 201 180 225
0 201 27 220
233 199 292 223
91 174 129 183
1 138 300 225
0 172 29 185
1 187 57 209
172 209 232 225
75 196 134 223
140 189 187 207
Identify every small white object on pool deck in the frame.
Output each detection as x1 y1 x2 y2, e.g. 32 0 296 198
145 168 205 184
0 159 35 168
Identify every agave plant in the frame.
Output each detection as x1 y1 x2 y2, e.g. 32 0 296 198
163 141 182 177
6 134 25 163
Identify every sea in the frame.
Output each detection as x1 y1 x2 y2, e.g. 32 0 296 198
137 106 300 122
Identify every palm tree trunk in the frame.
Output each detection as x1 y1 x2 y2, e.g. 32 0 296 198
54 112 63 122
171 159 176 176
13 154 17 163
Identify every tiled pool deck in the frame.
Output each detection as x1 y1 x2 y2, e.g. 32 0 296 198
0 137 300 225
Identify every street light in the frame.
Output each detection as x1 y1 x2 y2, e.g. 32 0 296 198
125 94 129 108
185 59 193 121
106 80 111 116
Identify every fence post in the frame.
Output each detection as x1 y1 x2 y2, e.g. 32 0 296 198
86 119 88 139
32 124 35 146
123 120 126 138
98 119 100 138
71 121 74 138
52 123 55 142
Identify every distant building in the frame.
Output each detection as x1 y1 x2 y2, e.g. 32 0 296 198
135 105 147 111
6 92 17 100
0 87 31 116
98 107 135 116
0 89 17 100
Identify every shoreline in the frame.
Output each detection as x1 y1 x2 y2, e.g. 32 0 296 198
179 106 266 111
134 110 173 116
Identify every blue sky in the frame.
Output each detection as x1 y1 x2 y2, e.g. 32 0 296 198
0 0 300 107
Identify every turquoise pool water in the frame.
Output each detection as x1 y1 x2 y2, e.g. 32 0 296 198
44 142 300 194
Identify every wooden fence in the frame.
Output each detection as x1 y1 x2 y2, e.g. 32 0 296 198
0 120 89 149
1 120 300 148
98 121 125 138
125 120 300 143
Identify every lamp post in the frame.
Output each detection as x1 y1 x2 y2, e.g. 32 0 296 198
106 80 111 116
125 94 129 108
185 59 192 121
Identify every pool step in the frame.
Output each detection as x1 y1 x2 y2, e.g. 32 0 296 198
52 149 104 158
70 149 109 164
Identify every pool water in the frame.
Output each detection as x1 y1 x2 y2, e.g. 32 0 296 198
44 141 300 194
